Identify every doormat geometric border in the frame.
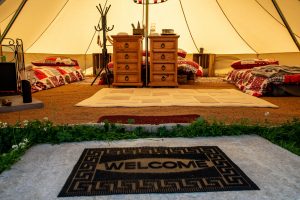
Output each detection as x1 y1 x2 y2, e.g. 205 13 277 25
58 146 259 197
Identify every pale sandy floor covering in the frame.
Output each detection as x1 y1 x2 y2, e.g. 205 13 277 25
76 88 278 108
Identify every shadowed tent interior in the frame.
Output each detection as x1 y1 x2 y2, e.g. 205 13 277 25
0 0 299 75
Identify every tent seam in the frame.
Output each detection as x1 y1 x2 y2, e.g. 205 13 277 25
25 0 70 52
178 0 200 53
254 0 300 39
215 0 258 54
83 0 108 73
0 9 17 24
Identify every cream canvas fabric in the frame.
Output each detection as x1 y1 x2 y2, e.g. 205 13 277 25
76 88 278 108
1 0 299 54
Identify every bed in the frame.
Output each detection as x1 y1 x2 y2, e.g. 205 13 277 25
226 59 300 96
27 56 84 92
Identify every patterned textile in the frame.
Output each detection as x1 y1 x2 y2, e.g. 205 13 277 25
30 66 84 92
31 56 79 66
251 65 300 78
231 59 279 69
226 67 300 97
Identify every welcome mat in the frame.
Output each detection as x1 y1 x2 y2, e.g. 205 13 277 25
75 88 278 108
58 146 259 197
97 114 200 124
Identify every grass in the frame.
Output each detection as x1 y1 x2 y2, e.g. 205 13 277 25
0 118 299 174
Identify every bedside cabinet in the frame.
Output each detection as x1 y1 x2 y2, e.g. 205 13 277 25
148 35 179 87
111 35 143 87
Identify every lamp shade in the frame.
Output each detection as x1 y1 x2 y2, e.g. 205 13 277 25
133 0 168 4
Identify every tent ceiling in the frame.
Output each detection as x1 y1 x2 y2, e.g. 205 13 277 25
0 0 299 54
0 0 22 33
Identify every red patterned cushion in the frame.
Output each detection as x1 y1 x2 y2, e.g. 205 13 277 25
108 62 114 69
178 59 203 76
177 48 187 58
231 59 279 69
32 56 79 66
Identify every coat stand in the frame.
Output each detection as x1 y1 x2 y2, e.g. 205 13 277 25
91 3 114 86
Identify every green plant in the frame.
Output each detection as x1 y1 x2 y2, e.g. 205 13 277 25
127 118 135 124
0 118 299 174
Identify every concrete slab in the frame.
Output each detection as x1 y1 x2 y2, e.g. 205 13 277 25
0 135 299 200
0 95 43 113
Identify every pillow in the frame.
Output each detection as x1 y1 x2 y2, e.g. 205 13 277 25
177 48 187 58
231 59 279 69
178 59 203 76
32 56 79 66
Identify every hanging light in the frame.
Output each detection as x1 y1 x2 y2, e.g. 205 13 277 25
133 0 168 4
132 0 168 86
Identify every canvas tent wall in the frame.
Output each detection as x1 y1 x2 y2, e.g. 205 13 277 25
0 0 299 75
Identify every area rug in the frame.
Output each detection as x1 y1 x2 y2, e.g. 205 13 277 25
75 88 278 108
58 146 259 197
97 114 200 124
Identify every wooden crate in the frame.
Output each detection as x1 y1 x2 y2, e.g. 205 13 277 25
193 54 216 77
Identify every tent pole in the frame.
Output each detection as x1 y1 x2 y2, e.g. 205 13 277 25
0 28 3 58
145 0 149 86
0 0 28 44
271 0 300 51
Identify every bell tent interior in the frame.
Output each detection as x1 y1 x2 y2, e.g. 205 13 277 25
0 0 300 124
1 0 300 70
2 2 300 199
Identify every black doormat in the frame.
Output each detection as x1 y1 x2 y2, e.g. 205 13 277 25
58 146 259 197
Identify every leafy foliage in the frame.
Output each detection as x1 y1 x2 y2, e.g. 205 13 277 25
0 118 299 174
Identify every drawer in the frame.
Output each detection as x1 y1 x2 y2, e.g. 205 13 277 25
152 52 176 61
153 64 175 72
152 74 175 82
115 74 139 83
152 41 176 50
115 41 139 51
115 53 139 60
115 63 139 72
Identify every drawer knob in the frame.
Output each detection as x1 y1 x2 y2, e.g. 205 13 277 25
161 76 166 81
124 43 129 48
161 65 166 71
161 43 165 48
125 54 129 59
125 65 130 70
125 76 129 81
161 54 165 60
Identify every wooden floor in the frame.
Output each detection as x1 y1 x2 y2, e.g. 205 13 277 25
0 78 300 125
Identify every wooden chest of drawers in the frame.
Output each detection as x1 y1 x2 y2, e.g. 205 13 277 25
112 35 143 87
148 35 179 87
